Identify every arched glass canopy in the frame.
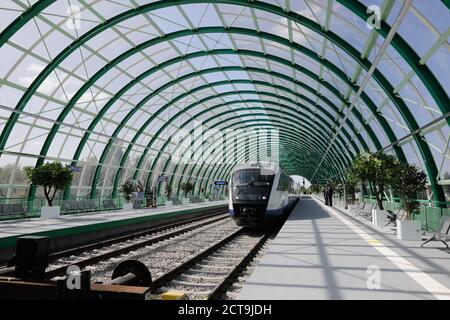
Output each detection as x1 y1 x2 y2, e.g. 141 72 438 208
0 0 449 204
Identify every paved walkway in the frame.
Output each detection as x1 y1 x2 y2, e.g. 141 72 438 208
238 197 450 300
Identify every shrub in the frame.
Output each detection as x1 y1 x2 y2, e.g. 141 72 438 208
24 162 73 207
120 180 134 202
350 152 399 210
165 185 173 199
392 162 427 220
180 181 194 197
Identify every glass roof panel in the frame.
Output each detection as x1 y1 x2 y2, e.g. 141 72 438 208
0 0 448 202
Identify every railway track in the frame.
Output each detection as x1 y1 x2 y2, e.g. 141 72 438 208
46 217 270 300
1 208 276 300
88 217 241 284
152 229 270 300
0 209 229 277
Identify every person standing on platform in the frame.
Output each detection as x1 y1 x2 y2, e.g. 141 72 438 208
327 184 334 207
324 185 329 205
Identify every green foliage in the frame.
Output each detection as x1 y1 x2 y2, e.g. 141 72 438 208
350 152 399 210
299 186 308 194
343 170 359 204
120 180 134 202
24 162 73 207
180 181 194 197
392 162 427 220
165 185 173 199
335 182 344 199
310 183 322 194
345 170 359 194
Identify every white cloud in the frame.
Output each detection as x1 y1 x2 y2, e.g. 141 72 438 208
27 63 45 73
18 62 59 95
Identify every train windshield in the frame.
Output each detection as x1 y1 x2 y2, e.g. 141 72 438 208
232 169 274 200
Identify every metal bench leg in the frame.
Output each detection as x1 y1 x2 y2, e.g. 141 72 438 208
421 235 436 247
440 240 449 249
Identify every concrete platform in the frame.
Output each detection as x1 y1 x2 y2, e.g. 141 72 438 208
238 197 450 300
0 201 227 263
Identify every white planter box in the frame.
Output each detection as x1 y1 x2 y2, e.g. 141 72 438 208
204 199 209 203
123 203 133 211
41 206 60 219
165 200 173 208
182 198 190 205
372 209 389 227
397 220 422 241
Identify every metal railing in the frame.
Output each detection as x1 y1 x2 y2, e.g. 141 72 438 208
0 193 228 221
361 196 450 231
312 193 450 232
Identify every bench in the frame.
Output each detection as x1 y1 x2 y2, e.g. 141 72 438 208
421 216 450 248
62 199 98 214
0 203 27 219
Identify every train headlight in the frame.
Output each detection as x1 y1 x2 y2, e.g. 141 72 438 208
262 196 266 200
235 196 239 200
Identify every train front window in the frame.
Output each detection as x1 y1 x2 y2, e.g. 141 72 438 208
232 169 274 200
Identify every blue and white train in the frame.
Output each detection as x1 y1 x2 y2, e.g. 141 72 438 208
228 162 293 227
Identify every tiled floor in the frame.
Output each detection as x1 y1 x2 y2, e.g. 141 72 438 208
238 197 450 300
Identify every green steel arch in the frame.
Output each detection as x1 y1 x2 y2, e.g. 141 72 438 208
188 130 341 189
24 29 416 199
163 116 348 197
74 26 422 198
47 31 398 172
148 106 354 195
169 127 339 196
125 87 357 191
0 0 448 205
29 25 387 162
177 122 345 196
107 61 380 196
113 95 356 198
138 97 357 184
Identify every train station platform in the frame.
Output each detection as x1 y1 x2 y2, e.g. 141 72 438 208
238 197 450 300
0 201 227 263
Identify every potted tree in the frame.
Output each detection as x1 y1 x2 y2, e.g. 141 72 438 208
24 162 73 219
180 181 194 205
120 180 134 210
165 185 173 208
393 162 427 240
350 152 399 227
310 183 322 196
344 170 358 214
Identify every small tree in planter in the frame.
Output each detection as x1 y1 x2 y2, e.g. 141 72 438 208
350 152 399 210
393 162 427 220
344 170 359 205
120 180 134 209
392 162 427 240
350 152 399 227
165 185 173 199
165 185 173 207
24 162 73 218
334 182 344 200
180 181 194 204
310 183 322 195
342 170 359 212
